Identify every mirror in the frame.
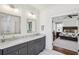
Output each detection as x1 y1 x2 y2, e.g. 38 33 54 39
0 12 21 35
27 19 36 33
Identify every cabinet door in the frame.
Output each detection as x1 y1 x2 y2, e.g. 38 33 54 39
3 42 27 55
35 37 45 54
39 37 45 51
27 37 45 55
27 40 37 55
0 50 2 55
3 44 20 54
18 46 27 55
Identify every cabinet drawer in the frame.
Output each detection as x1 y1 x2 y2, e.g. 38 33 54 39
3 42 27 54
6 50 19 55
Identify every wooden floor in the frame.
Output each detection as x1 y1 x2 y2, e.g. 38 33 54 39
53 46 78 55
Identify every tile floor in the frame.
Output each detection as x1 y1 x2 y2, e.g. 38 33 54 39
39 49 64 55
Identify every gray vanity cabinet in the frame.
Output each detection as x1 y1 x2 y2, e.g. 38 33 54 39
18 46 27 55
0 36 45 55
38 37 45 51
0 50 2 55
2 42 28 55
6 50 19 55
27 37 45 55
27 40 38 55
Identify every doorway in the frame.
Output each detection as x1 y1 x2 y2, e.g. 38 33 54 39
52 13 78 55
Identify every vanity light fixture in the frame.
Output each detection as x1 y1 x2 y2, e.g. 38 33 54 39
28 12 36 19
31 12 37 19
2 4 11 11
28 12 32 17
2 4 19 12
32 14 36 19
14 8 19 12
9 4 19 12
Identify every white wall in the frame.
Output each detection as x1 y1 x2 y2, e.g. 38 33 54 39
53 17 78 33
39 10 53 50
63 18 78 27
39 5 79 50
53 17 78 27
0 4 40 36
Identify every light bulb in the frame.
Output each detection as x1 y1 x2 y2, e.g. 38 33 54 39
27 12 37 19
32 14 36 19
28 12 32 17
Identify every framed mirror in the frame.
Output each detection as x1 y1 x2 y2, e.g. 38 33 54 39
0 12 21 35
27 19 36 33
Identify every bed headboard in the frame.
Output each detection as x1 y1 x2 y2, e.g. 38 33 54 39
63 26 78 33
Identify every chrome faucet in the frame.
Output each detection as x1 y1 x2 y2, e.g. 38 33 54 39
1 33 5 42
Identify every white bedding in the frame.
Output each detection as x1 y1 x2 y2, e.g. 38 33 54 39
59 32 78 38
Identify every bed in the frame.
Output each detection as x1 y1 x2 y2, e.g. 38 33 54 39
59 26 78 42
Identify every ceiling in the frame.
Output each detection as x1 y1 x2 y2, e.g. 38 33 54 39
30 4 79 11
30 4 55 10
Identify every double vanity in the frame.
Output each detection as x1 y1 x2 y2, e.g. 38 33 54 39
0 34 46 55
0 8 45 55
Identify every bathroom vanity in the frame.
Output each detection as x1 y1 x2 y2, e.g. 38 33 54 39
0 35 45 55
0 11 45 55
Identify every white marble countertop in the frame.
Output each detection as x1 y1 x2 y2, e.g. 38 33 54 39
0 34 45 49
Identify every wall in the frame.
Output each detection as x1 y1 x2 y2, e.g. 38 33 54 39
39 9 53 50
53 17 78 32
63 18 78 27
39 5 79 50
53 17 78 27
0 4 40 36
